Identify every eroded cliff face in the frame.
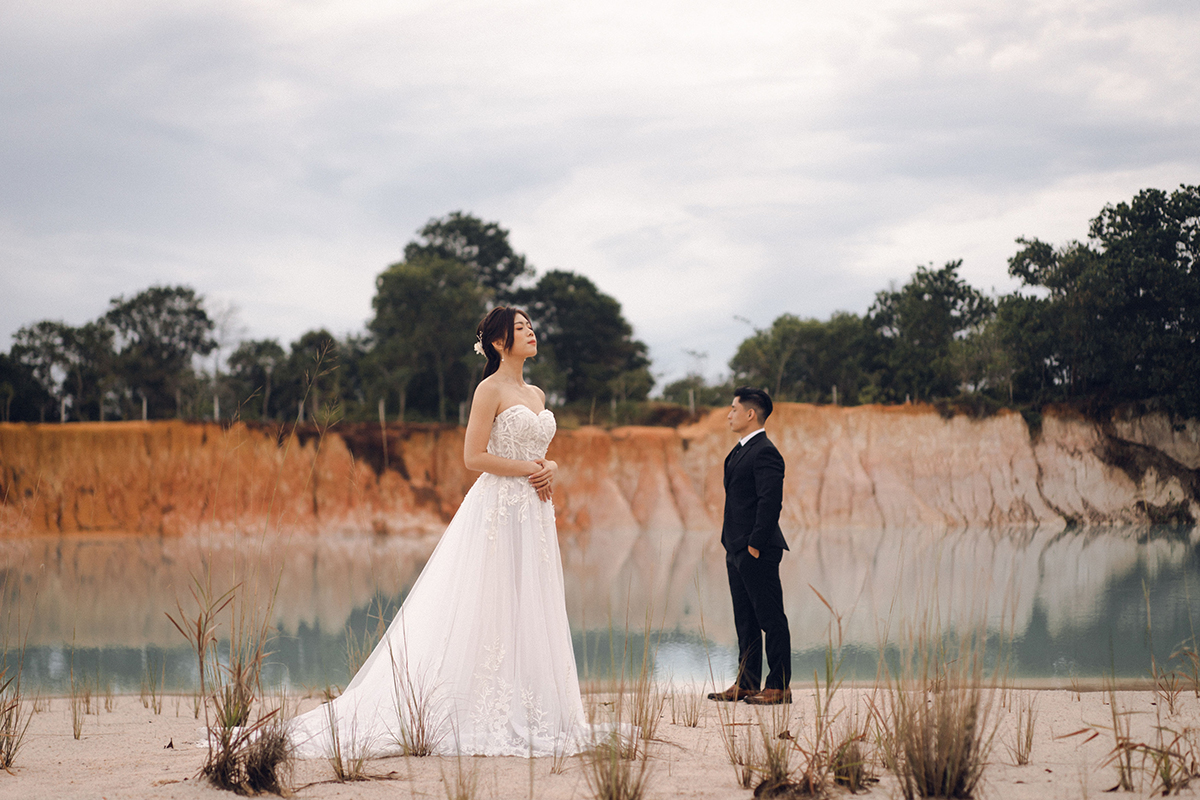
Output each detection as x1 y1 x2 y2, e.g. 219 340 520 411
2 406 1198 652
2 405 1197 548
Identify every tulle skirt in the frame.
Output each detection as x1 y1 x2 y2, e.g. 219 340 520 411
289 472 591 758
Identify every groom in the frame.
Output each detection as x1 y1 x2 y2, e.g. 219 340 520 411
707 387 792 705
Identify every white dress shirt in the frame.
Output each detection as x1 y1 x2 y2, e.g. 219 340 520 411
737 428 766 447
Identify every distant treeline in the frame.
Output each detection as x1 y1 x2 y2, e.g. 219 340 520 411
2 186 1197 425
664 184 1200 420
0 212 652 424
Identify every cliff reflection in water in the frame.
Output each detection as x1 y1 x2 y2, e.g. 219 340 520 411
1 524 1197 690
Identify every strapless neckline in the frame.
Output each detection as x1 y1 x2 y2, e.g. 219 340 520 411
497 404 553 418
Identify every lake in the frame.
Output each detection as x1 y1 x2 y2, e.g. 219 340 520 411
2 524 1197 693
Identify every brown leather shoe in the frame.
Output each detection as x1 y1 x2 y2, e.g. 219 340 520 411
744 688 792 705
707 685 759 702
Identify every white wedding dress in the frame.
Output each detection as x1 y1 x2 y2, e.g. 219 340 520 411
290 405 591 758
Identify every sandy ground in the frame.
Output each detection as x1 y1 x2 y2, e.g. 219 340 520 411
2 686 1198 800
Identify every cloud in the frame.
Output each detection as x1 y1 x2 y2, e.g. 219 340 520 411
1 0 1198 386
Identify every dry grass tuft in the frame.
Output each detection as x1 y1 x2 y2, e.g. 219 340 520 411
324 700 367 782
69 644 86 740
749 587 878 798
388 638 447 757
581 731 652 800
750 704 792 794
829 715 874 793
669 681 704 728
140 653 164 715
200 593 292 795
1061 689 1200 793
204 706 294 794
243 713 295 795
345 595 388 678
0 664 32 770
441 751 480 800
881 626 997 800
628 643 666 753
1005 693 1037 766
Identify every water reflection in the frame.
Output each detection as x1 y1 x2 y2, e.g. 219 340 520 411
1 524 1197 691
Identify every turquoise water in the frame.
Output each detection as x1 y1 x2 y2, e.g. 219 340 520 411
2 525 1197 692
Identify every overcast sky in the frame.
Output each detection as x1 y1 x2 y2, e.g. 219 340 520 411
3 0 1198 387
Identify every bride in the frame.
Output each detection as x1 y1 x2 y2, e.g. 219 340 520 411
290 306 590 758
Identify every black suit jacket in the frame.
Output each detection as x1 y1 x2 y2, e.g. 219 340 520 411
721 432 789 553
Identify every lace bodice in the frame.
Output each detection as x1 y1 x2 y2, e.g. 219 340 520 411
487 405 556 461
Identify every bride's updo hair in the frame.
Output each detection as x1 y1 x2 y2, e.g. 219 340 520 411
476 306 531 379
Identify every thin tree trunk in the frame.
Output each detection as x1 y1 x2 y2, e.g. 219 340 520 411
435 357 446 423
262 374 272 420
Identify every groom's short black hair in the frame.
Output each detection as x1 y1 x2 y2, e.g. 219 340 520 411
733 386 773 422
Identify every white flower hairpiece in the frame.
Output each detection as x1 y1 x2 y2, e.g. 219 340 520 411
473 332 485 356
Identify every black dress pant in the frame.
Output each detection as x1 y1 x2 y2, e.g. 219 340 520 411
726 547 791 691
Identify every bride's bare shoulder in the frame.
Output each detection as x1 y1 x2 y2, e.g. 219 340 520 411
472 378 504 411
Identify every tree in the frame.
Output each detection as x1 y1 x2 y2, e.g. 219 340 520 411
868 261 994 402
105 285 216 418
404 212 531 299
274 330 346 423
60 321 117 421
1004 184 1200 414
728 312 880 404
661 374 728 408
10 320 68 420
730 314 822 400
514 270 652 404
0 351 52 422
370 255 488 422
226 339 286 420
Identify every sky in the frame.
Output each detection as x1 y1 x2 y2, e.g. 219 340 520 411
2 0 1198 387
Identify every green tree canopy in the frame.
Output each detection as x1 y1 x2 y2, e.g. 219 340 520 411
728 311 878 404
226 338 286 420
868 260 994 402
514 270 652 404
1005 184 1200 414
403 211 531 299
0 351 51 422
370 255 487 421
105 285 216 418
